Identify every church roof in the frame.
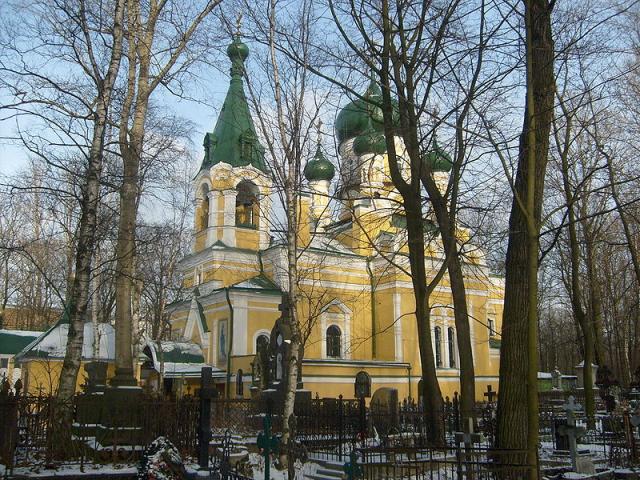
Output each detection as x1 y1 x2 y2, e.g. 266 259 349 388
0 329 42 355
200 36 267 173
192 287 210 333
423 137 453 172
15 322 115 362
304 144 335 182
142 339 219 378
334 78 400 146
228 273 281 293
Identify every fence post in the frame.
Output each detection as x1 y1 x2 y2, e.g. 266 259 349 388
198 367 216 469
455 442 463 480
338 394 344 461
359 396 366 448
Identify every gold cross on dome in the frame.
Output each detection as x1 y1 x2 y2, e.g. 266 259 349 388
235 13 243 36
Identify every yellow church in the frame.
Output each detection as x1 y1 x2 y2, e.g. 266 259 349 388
167 35 504 401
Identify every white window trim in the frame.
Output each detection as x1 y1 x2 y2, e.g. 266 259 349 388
320 301 352 360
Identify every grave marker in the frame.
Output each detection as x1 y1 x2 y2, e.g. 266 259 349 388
454 418 484 447
557 396 587 472
483 385 496 403
257 404 279 480
198 367 217 469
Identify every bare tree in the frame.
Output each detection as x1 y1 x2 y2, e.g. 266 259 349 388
495 2 554 475
112 0 222 387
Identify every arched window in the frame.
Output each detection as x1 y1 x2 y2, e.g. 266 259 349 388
448 327 456 368
200 184 209 230
326 325 342 358
235 180 259 228
355 371 371 398
256 333 269 354
236 369 243 397
434 326 442 367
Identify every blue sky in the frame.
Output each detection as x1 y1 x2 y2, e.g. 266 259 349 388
0 61 230 178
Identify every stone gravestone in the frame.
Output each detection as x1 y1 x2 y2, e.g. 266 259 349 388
84 361 108 393
554 418 570 451
576 361 598 390
557 396 588 472
575 457 596 475
370 387 399 437
75 361 109 438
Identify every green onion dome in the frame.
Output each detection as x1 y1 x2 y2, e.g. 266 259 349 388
226 36 249 62
335 79 400 145
353 129 388 156
304 145 335 181
423 138 453 172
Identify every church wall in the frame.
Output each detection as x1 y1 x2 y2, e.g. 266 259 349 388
20 359 118 395
245 298 279 355
194 230 207 252
236 228 260 250
371 290 397 361
201 303 230 368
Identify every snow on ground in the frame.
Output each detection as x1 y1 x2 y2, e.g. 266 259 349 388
7 463 137 477
248 453 317 480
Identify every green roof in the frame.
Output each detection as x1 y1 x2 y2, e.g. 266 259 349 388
159 344 204 364
0 330 42 355
304 144 335 181
423 138 453 173
335 79 400 146
200 36 267 173
353 129 387 156
144 340 205 364
229 273 281 292
192 287 210 333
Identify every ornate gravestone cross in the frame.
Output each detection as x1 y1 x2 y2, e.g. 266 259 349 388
278 295 290 316
558 396 587 471
257 409 279 480
343 450 363 480
484 385 497 403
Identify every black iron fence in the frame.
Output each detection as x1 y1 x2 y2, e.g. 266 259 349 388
1 389 638 474
0 392 200 473
356 446 532 480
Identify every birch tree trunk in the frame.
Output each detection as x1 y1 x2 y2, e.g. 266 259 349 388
53 0 125 450
112 0 220 387
57 0 125 400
